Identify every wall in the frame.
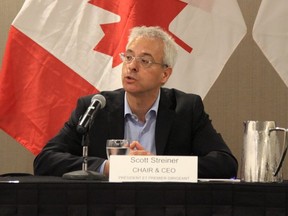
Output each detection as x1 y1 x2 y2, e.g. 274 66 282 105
0 0 34 174
1 0 288 177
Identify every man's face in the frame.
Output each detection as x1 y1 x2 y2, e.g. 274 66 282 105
121 36 172 96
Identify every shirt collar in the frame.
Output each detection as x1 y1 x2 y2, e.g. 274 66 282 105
124 91 160 117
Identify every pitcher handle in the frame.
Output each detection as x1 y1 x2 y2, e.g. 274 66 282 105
269 127 288 176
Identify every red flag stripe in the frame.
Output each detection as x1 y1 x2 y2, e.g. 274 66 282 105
0 26 98 154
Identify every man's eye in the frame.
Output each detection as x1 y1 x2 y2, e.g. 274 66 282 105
125 55 133 61
141 58 150 65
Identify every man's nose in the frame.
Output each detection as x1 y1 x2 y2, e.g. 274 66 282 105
127 58 139 72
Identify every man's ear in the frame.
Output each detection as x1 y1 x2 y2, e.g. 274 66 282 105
161 67 172 85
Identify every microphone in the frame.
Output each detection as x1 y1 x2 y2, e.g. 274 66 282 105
62 94 107 180
76 94 106 134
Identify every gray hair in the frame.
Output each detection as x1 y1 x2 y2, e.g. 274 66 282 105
126 26 178 68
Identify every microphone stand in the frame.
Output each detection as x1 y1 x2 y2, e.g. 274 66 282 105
62 116 107 180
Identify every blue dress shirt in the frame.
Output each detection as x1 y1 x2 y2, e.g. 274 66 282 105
124 91 160 155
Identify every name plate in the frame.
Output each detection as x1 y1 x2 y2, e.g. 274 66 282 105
109 155 198 182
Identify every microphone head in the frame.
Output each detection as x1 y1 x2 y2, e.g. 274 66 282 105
91 94 106 109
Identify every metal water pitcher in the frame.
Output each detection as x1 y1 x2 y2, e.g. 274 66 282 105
241 121 288 182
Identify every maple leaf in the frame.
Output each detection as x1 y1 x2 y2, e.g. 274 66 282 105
89 0 192 67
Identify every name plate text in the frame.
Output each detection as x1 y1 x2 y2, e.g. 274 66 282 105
109 155 198 182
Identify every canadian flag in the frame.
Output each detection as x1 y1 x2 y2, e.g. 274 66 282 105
0 0 246 155
253 0 288 87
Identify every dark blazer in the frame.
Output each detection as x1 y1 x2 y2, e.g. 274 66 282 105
34 88 238 178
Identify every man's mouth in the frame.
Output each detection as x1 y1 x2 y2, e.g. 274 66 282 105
125 75 136 80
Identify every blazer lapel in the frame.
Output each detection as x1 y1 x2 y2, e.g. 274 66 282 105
106 90 125 139
155 89 175 155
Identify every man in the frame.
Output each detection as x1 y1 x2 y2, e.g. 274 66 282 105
34 26 238 178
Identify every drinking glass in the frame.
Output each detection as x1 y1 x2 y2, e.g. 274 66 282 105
106 139 130 159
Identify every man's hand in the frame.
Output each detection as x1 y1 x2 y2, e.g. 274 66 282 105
104 160 110 177
129 141 153 155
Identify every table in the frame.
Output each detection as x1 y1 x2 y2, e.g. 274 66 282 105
0 176 287 216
